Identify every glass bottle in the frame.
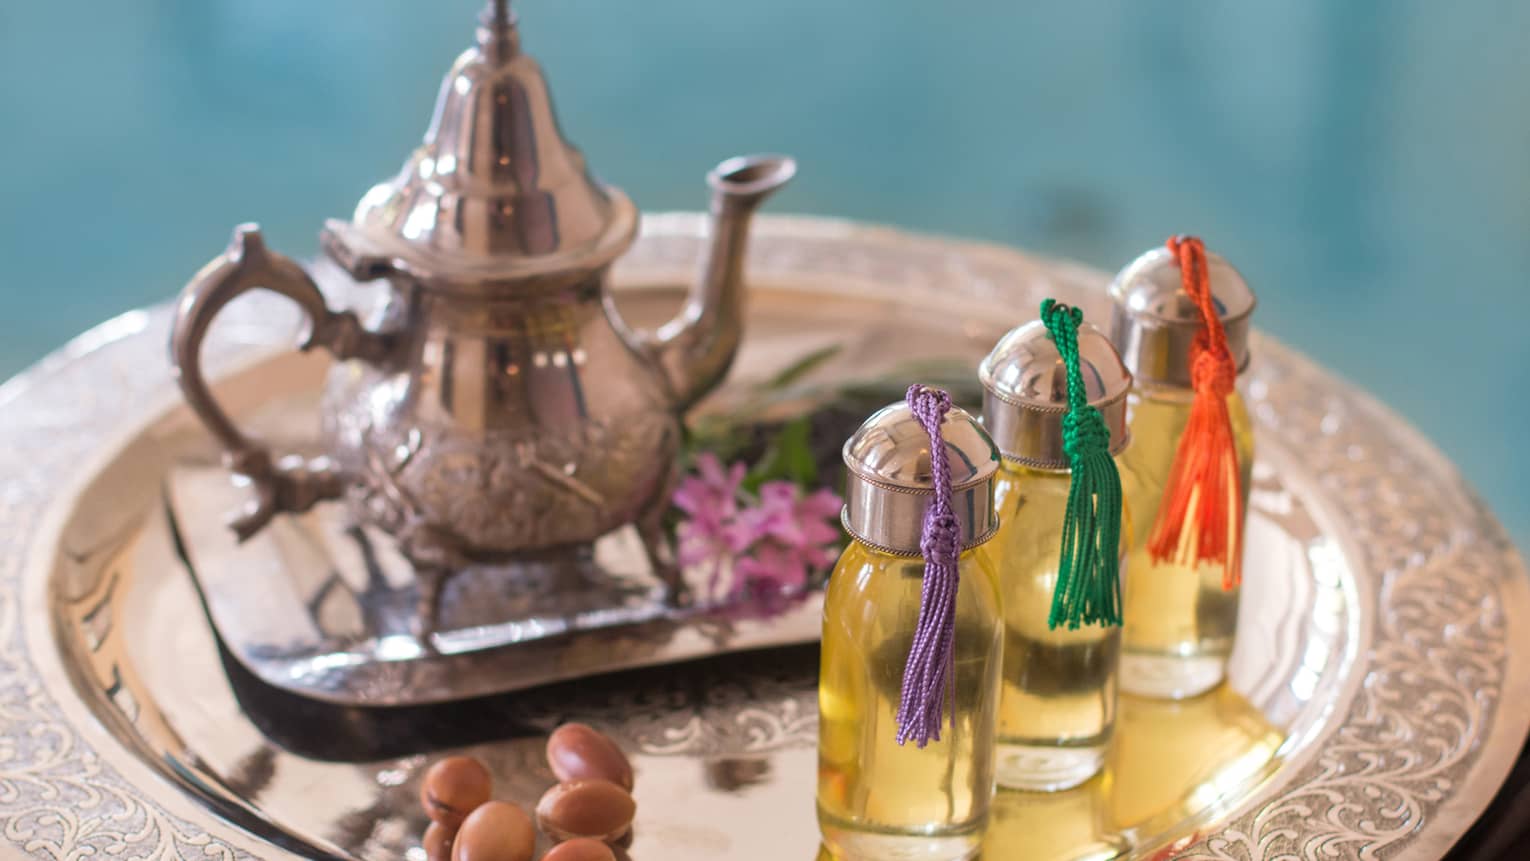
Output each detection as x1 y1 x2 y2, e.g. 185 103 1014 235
818 394 1003 861
978 316 1133 792
1117 384 1254 698
1107 244 1257 700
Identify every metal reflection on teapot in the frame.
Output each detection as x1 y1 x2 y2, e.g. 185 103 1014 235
169 0 794 605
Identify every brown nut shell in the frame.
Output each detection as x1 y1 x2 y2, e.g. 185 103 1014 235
541 837 618 861
423 821 455 861
421 756 493 829
546 724 634 791
452 801 535 861
535 779 636 843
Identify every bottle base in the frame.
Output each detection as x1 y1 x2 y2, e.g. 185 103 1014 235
995 741 1105 792
1119 652 1226 699
818 811 983 861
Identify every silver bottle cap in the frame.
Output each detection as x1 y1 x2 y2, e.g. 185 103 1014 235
1107 246 1257 388
841 401 1000 556
979 319 1132 469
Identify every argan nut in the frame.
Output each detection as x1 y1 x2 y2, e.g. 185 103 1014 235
542 838 617 861
546 723 634 791
421 756 493 829
452 801 535 861
423 822 455 861
535 779 636 843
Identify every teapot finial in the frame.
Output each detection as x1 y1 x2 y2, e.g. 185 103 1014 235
477 0 515 62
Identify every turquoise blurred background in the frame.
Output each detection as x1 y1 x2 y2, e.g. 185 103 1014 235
1 1 1526 545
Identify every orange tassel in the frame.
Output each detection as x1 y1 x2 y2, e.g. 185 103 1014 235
1146 236 1244 590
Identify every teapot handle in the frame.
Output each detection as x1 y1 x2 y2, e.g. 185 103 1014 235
170 224 391 541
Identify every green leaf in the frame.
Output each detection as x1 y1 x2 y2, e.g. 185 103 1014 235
742 416 817 495
757 344 843 391
778 416 818 485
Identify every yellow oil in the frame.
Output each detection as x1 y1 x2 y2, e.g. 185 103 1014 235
982 774 1128 861
973 687 1285 859
818 539 1003 861
1119 384 1255 699
988 462 1122 792
1106 687 1284 838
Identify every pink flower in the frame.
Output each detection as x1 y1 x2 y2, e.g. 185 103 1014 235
671 454 843 603
673 453 748 568
673 453 744 519
731 482 843 594
735 542 813 592
738 482 842 571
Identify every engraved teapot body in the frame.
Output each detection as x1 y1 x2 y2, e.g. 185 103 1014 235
316 265 683 567
170 2 793 572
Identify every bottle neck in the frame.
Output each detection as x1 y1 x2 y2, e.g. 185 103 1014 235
1134 376 1246 405
851 537 988 563
999 457 1071 480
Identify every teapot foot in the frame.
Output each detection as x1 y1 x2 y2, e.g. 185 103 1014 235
637 510 691 608
398 521 474 643
412 566 451 647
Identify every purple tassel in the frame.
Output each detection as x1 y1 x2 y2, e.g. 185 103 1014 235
896 384 964 748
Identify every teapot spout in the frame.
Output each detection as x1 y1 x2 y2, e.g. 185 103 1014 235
650 154 796 411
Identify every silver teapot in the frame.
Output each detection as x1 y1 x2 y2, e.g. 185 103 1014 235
169 1 794 598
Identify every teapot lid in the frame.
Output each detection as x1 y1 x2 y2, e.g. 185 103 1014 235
322 0 638 287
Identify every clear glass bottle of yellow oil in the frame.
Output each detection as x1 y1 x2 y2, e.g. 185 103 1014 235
818 389 1003 861
1108 241 1258 700
977 307 1133 792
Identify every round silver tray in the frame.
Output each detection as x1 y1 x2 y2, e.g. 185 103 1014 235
1 215 1525 860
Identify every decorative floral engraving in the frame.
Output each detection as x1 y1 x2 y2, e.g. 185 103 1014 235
338 410 678 558
318 340 680 561
0 308 266 860
1170 348 1520 861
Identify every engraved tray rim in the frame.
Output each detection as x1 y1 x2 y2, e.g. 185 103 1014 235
2 213 1527 860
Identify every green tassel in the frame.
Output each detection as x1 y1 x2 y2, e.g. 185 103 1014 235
1039 299 1124 630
